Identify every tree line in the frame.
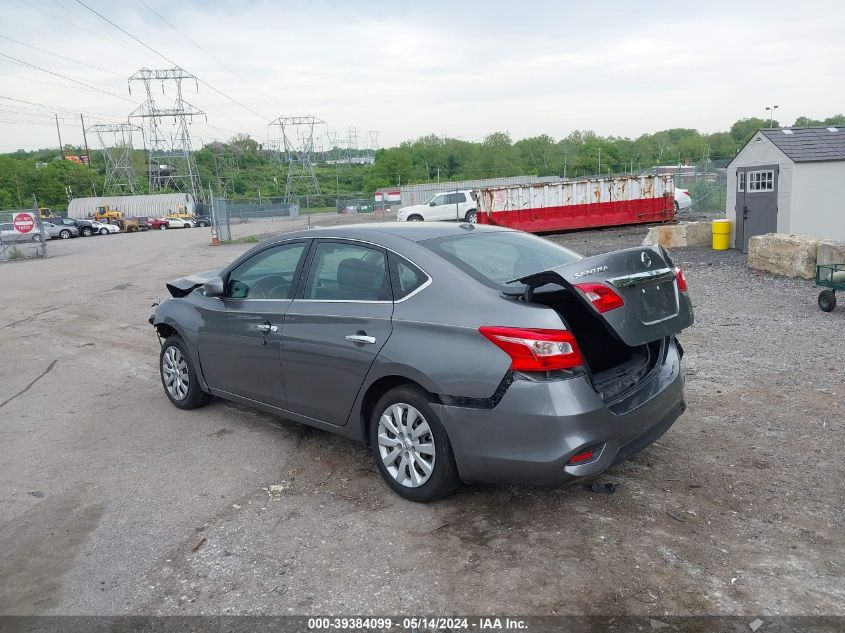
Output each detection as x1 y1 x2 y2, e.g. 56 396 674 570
2 114 843 211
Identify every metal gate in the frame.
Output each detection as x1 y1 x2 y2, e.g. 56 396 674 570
736 165 778 253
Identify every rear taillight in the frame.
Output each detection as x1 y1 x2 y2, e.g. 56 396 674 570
683 190 691 198
674 266 688 292
478 326 583 371
573 283 625 313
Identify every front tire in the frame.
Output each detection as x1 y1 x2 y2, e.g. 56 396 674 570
674 201 680 212
81 227 93 237
818 289 837 312
407 214 424 222
60 229 71 239
159 335 211 410
464 209 477 223
99 227 108 235
159 224 168 230
370 386 459 502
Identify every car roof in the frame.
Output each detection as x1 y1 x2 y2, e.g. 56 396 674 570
258 222 513 247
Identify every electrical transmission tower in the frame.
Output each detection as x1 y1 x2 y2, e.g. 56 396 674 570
88 123 142 195
128 68 205 200
366 130 379 163
269 115 324 200
345 127 358 164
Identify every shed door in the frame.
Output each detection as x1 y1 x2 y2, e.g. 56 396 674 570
736 165 778 253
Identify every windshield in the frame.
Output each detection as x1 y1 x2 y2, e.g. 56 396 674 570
422 230 582 290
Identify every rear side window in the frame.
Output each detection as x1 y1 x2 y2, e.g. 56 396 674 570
422 232 581 290
303 241 389 301
389 254 428 300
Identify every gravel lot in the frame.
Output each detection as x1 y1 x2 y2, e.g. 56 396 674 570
0 219 842 616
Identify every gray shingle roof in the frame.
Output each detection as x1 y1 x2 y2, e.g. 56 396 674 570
761 126 845 163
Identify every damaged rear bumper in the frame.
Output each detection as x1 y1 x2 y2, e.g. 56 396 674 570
436 337 686 486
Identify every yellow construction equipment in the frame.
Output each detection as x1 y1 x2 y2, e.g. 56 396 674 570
92 205 123 222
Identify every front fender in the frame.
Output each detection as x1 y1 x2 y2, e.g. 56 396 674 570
151 298 209 391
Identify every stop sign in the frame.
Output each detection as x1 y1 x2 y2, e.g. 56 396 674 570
13 212 35 234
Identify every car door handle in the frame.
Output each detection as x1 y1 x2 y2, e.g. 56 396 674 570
256 323 278 333
345 334 376 344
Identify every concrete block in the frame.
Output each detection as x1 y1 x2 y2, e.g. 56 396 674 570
747 233 820 279
642 222 712 248
816 239 845 266
684 221 713 247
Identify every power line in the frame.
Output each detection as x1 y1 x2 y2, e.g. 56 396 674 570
0 34 124 77
0 95 117 119
0 71 129 97
0 52 136 103
136 0 286 112
73 0 270 121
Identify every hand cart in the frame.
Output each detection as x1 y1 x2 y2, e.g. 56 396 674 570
815 263 845 312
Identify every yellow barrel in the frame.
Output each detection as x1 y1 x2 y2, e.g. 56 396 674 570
712 219 732 250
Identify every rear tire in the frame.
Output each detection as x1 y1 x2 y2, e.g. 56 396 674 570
99 228 108 235
674 201 680 212
159 335 211 410
159 224 168 230
60 229 71 239
464 209 477 223
818 289 836 312
407 214 424 222
370 386 460 502
81 227 93 237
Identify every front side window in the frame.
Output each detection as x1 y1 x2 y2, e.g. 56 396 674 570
226 241 307 299
430 194 447 206
304 241 388 301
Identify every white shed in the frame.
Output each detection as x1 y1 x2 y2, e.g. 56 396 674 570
727 127 845 251
67 193 195 220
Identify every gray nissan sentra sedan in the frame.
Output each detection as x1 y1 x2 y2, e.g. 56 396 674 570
150 223 693 502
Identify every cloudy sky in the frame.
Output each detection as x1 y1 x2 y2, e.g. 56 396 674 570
1 0 843 152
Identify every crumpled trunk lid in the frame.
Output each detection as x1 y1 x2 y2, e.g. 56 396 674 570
516 246 694 346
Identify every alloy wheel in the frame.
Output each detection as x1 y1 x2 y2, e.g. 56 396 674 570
162 345 190 400
377 403 436 488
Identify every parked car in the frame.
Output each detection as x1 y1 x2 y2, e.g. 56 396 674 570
163 216 195 229
49 216 96 237
151 223 693 502
397 190 478 223
41 221 79 239
674 188 692 211
192 215 211 227
135 216 170 230
0 222 46 242
90 220 120 235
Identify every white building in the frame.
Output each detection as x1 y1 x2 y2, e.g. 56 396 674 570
727 127 845 251
67 193 195 220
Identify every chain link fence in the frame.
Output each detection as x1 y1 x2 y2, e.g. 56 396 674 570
0 209 47 262
210 197 300 242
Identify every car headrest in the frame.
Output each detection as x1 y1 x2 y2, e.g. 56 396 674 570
336 258 383 300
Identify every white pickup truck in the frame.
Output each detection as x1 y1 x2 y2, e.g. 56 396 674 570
396 190 478 223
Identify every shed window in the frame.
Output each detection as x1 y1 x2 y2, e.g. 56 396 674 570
747 170 774 192
737 171 745 192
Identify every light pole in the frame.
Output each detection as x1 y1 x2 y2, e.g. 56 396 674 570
765 105 779 128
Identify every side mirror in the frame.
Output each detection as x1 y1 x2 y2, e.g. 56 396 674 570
429 201 436 206
203 276 225 297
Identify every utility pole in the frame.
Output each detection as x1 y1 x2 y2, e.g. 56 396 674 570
597 148 601 175
765 105 779 127
55 114 64 159
563 154 567 180
80 114 91 168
